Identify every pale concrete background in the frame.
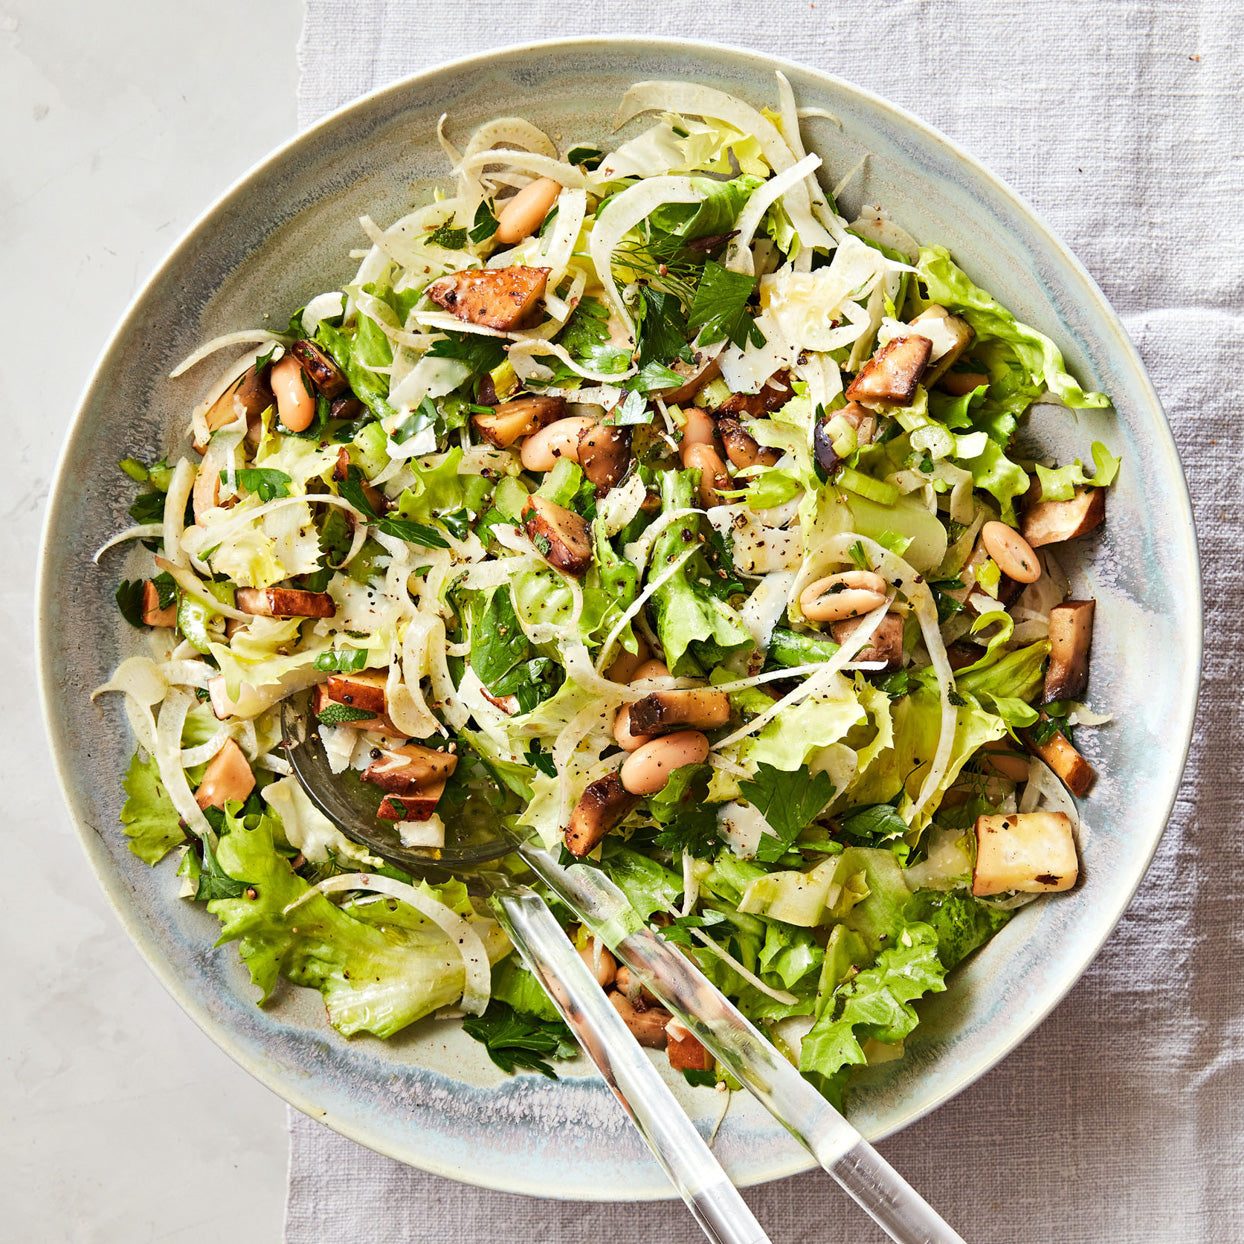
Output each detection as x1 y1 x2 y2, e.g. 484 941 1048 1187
2 1 302 1239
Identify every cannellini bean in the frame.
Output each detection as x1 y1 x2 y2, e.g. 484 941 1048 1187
631 659 670 683
612 705 651 752
679 407 718 463
620 730 711 795
979 739 1031 782
605 636 650 684
577 939 617 989
495 178 562 245
520 415 596 473
981 520 1041 584
271 354 315 432
683 442 731 508
799 570 888 623
607 992 670 1047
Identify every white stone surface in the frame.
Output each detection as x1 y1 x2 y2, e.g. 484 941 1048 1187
2 1 301 1239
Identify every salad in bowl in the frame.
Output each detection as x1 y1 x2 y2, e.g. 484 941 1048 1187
95 74 1117 1107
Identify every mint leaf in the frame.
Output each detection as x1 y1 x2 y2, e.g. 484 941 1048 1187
428 221 468 250
195 832 250 901
313 648 368 673
375 516 450 549
469 200 499 244
838 802 910 864
115 579 147 628
316 702 377 725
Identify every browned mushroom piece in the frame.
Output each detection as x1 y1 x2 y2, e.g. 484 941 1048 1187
830 611 905 670
425 265 550 331
194 738 256 811
330 394 364 422
311 683 397 733
565 773 640 857
977 739 1031 782
332 447 387 513
141 580 177 628
845 334 933 406
291 338 349 398
613 965 659 1007
324 669 388 714
945 640 985 671
234 587 336 619
972 811 1078 896
522 495 593 576
910 304 976 387
1045 599 1096 703
577 423 633 493
362 743 458 795
1019 719 1096 797
665 1020 714 1073
627 688 731 736
715 369 794 418
198 362 275 450
1021 486 1106 549
652 351 722 405
938 370 990 396
377 781 447 822
812 400 879 475
717 417 781 470
471 394 565 448
607 991 671 1048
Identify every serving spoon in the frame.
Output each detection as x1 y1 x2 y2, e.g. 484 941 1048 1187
283 700 963 1243
281 699 769 1244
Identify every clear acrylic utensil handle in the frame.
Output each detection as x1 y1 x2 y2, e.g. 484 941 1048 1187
491 888 771 1244
521 850 965 1244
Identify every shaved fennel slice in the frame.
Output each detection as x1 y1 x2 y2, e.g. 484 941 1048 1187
170 330 285 379
154 688 215 842
180 494 367 569
179 729 229 769
456 149 587 191
153 557 253 622
725 153 822 275
508 337 637 386
587 175 705 339
540 187 587 288
93 523 165 562
289 874 496 1016
774 70 846 238
161 458 196 569
688 927 798 1005
613 80 833 253
460 116 559 162
92 656 168 756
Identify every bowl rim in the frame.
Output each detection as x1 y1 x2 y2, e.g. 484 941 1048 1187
37 33 1203 1197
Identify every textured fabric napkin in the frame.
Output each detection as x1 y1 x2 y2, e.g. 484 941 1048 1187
288 3 1243 1239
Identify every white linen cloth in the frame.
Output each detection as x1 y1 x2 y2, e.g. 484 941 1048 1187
288 2 1244 1239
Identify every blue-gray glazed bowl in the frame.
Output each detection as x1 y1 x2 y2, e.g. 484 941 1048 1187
38 37 1200 1198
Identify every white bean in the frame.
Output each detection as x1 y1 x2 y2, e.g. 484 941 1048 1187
800 570 888 623
495 178 562 245
577 939 616 989
620 731 711 795
679 407 718 463
271 355 315 432
981 521 1041 584
520 415 596 473
605 636 650 684
683 442 731 508
612 705 651 752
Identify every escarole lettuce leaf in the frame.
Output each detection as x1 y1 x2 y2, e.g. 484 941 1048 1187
207 803 510 1037
915 247 1110 414
799 920 946 1106
650 469 754 675
120 751 186 865
649 175 763 239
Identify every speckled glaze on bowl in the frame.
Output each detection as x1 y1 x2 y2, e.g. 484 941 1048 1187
38 38 1200 1199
